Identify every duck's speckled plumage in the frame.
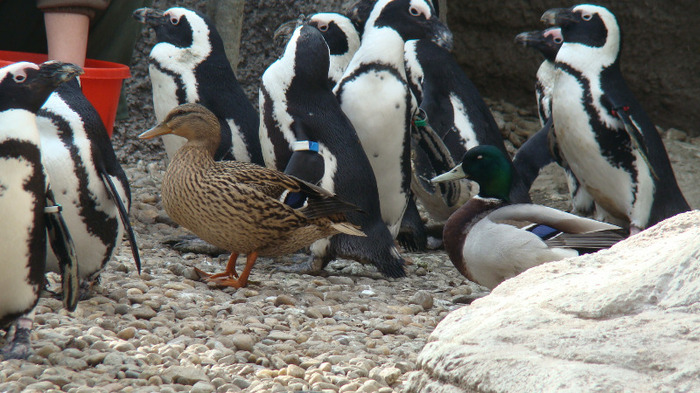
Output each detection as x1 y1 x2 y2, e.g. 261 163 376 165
141 103 363 287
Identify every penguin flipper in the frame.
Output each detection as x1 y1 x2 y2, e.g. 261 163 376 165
603 95 658 180
411 110 462 207
45 188 80 311
99 172 141 274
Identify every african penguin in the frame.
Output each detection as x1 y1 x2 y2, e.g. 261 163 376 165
0 61 80 359
404 38 531 220
334 0 451 238
308 13 361 88
542 4 690 233
37 77 141 285
133 7 263 164
513 27 596 216
260 24 405 278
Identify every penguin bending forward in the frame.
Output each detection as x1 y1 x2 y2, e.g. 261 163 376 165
37 77 141 287
543 4 689 233
260 24 405 278
0 61 80 359
404 38 531 219
334 0 451 238
134 7 263 165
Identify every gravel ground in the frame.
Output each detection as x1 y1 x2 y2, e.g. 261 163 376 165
2 1 699 392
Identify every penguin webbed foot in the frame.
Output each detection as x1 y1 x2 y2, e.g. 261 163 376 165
275 254 328 276
163 234 228 256
1 320 32 360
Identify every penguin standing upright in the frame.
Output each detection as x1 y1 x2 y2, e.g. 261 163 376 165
308 13 361 88
542 4 690 233
0 61 80 359
37 77 141 285
513 27 595 216
334 0 451 237
260 24 405 278
133 7 263 164
404 38 531 221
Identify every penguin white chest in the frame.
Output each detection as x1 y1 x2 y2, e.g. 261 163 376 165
149 65 187 158
552 72 644 221
0 158 42 314
339 68 409 233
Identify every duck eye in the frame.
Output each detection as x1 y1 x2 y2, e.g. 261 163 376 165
582 13 592 21
409 7 421 16
318 23 328 32
476 155 483 160
13 74 26 83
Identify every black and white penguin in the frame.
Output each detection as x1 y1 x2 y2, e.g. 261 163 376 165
308 13 361 88
404 38 531 222
513 27 595 216
542 4 690 233
260 24 405 278
37 76 141 285
133 7 263 164
334 0 451 238
0 61 80 359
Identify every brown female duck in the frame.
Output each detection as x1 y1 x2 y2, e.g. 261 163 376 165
139 103 364 288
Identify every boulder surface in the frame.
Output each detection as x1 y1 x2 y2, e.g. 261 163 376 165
406 211 700 393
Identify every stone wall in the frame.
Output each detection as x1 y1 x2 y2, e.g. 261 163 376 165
447 1 700 135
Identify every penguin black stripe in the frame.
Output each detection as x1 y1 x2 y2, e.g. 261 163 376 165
149 60 188 106
334 63 405 100
0 139 45 327
40 110 120 262
555 62 638 180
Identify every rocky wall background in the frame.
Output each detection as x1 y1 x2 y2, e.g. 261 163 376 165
447 1 700 135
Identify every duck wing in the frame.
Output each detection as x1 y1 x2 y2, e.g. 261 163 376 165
487 204 621 233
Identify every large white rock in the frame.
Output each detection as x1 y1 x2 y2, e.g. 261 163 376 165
406 211 700 393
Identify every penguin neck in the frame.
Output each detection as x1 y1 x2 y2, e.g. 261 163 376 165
349 26 407 76
556 36 620 73
0 110 40 144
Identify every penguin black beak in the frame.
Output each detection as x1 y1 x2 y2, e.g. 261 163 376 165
514 31 539 47
429 19 453 52
541 7 577 27
37 61 83 88
133 7 166 26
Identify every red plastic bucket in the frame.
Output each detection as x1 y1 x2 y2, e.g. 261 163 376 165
0 50 130 137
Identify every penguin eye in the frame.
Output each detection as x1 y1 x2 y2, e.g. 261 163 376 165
13 73 26 83
318 23 328 32
409 7 421 17
581 13 592 21
553 37 563 44
170 16 180 25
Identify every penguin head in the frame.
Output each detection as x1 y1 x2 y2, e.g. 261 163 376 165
139 103 221 155
514 27 563 63
0 61 82 113
366 0 452 50
541 4 620 66
134 7 217 65
309 13 360 58
347 0 441 36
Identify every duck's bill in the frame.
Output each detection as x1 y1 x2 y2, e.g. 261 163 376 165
430 165 467 183
138 124 170 139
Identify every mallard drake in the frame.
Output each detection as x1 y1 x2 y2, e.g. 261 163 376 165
139 103 365 288
432 145 626 290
